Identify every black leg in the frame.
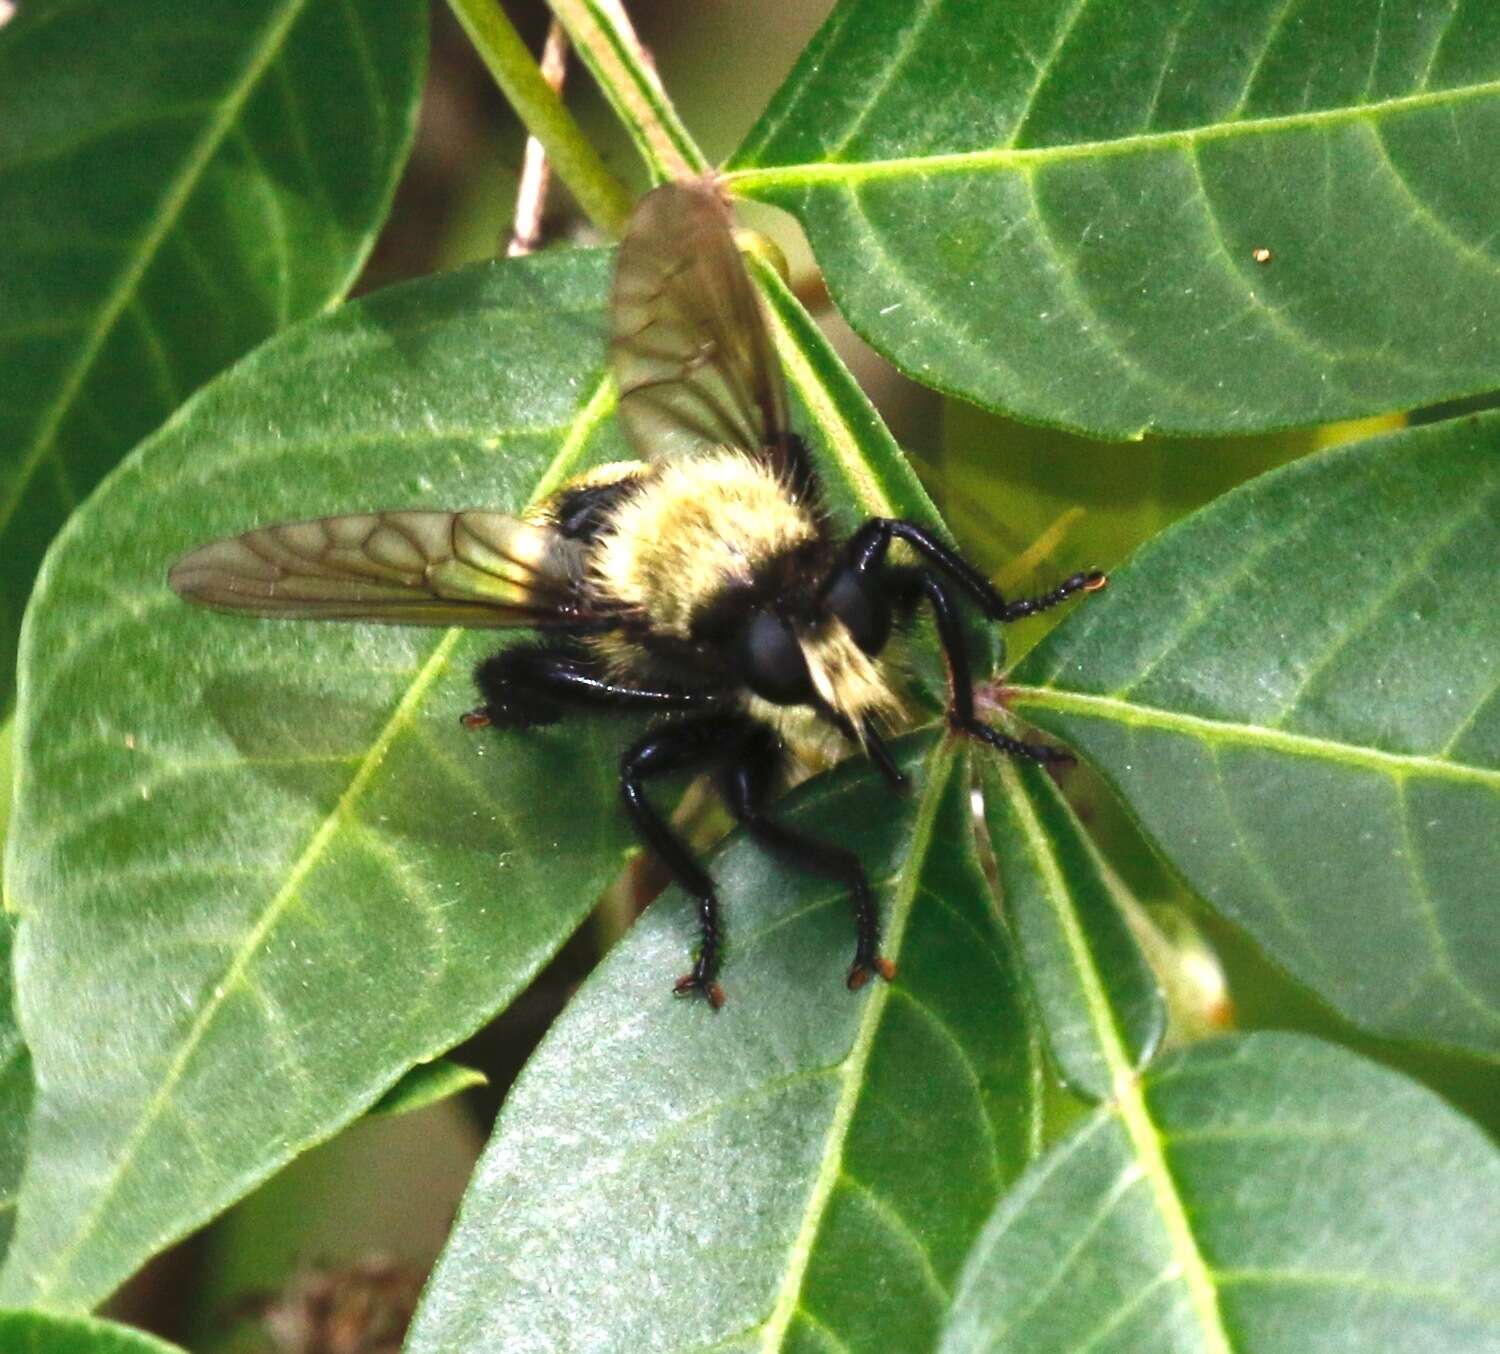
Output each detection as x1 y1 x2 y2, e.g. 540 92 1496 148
720 727 896 992
994 572 1109 623
621 714 752 1008
842 518 1105 622
776 431 821 509
921 573 1073 766
465 643 723 730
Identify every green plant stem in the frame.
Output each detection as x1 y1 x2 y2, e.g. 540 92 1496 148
446 0 632 235
548 0 710 182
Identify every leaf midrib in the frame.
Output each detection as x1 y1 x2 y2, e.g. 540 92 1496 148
0 0 313 543
1010 685 1500 789
16 373 616 1303
994 748 1231 1352
754 742 955 1351
725 75 1500 189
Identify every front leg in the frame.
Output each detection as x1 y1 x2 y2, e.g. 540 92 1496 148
719 726 896 991
842 518 1105 622
918 571 1073 764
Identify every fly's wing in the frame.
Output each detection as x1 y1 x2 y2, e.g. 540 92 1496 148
610 179 792 470
168 510 598 628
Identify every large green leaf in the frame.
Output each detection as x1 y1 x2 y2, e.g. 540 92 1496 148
406 736 1042 1354
1 231 955 1310
0 251 637 1311
0 1310 186 1354
1010 414 1500 1056
0 0 427 709
728 0 1500 437
941 1032 1500 1352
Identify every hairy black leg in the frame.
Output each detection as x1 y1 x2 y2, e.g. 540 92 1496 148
465 643 723 730
720 728 896 992
993 571 1108 623
622 714 752 1008
921 573 1073 766
841 518 1105 622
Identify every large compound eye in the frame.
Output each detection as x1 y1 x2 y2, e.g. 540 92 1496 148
823 569 891 655
741 610 812 705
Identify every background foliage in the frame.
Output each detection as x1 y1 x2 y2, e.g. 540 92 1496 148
0 0 1495 1350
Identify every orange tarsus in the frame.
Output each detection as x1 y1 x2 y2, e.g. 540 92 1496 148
847 956 897 991
675 974 726 1009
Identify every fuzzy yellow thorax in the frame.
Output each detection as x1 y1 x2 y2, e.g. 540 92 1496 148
589 450 819 636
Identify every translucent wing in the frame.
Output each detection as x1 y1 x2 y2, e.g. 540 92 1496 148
168 510 598 628
611 179 790 467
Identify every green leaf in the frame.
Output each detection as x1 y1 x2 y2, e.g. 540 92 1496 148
1 250 637 1312
0 0 427 709
0 915 32 1266
1010 413 1500 1057
366 1057 486 1119
728 0 1500 437
981 757 1164 1102
0 1310 186 1354
1 234 961 1311
940 1032 1500 1353
406 735 1042 1354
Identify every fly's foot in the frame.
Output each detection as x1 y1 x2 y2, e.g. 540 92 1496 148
846 954 897 991
962 718 1074 767
674 961 725 1010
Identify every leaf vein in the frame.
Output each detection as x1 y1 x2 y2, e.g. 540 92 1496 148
0 0 316 547
18 369 615 1300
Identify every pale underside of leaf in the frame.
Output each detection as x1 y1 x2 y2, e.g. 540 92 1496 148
405 735 1044 1354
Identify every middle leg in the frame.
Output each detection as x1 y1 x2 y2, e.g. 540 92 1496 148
467 642 722 729
621 713 753 1008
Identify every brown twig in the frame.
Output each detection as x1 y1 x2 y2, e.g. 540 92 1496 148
507 19 569 257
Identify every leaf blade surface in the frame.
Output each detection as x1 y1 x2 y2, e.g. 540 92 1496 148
940 1033 1500 1353
729 0 1500 436
406 739 1043 1354
1 251 634 1310
0 0 426 707
1011 414 1500 1055
0 1309 187 1354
